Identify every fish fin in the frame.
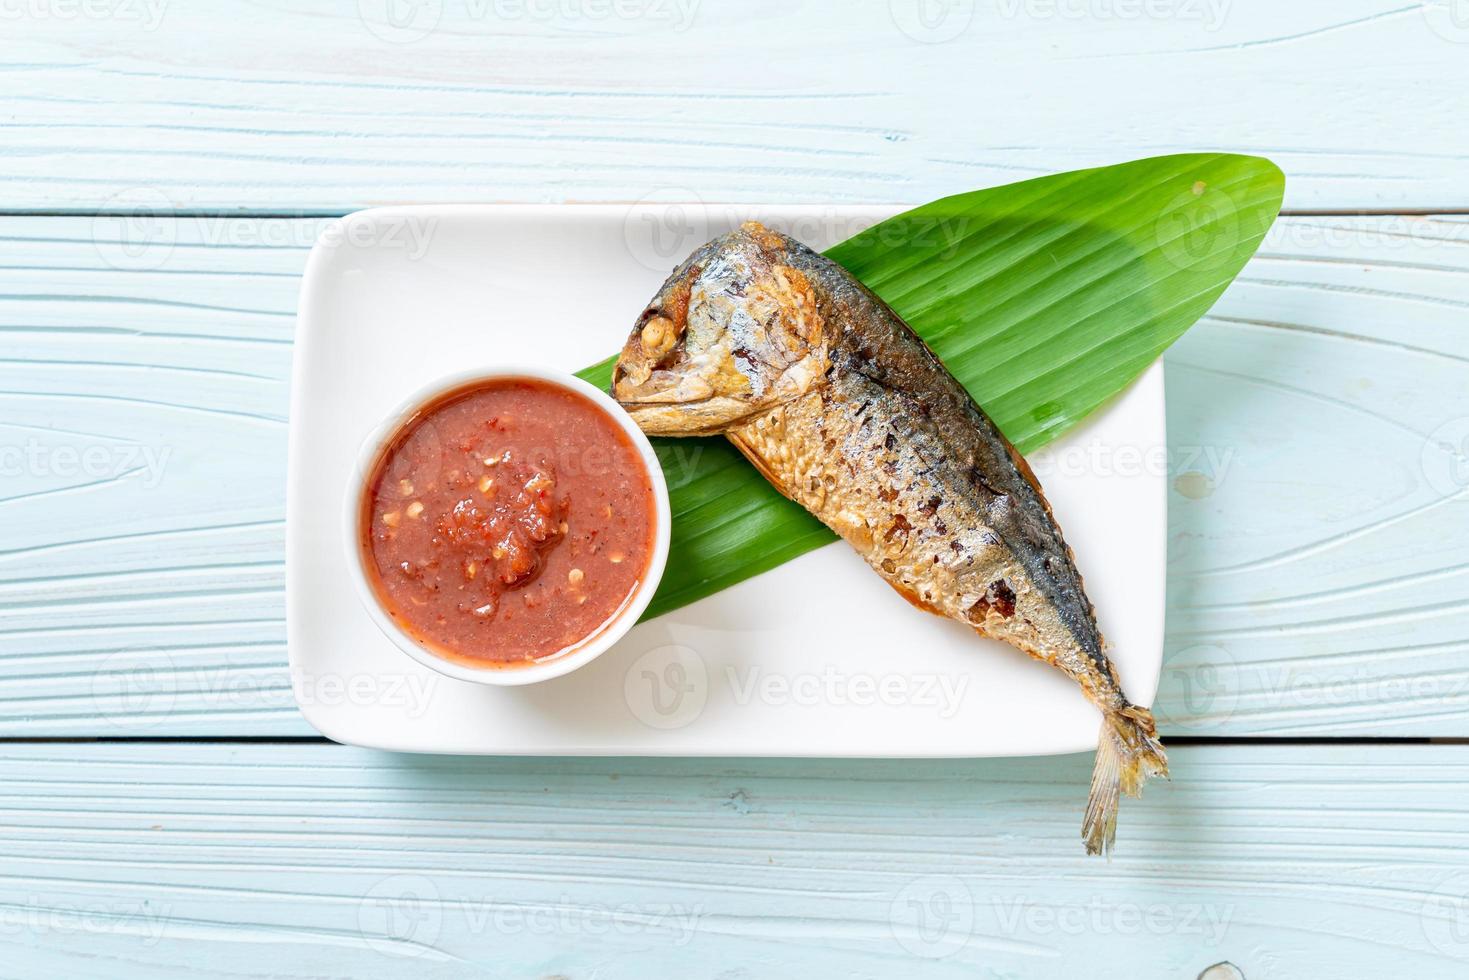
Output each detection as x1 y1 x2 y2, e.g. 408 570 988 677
1083 705 1169 857
886 578 947 617
725 430 795 499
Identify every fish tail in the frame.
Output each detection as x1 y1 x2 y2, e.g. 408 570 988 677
1082 704 1169 857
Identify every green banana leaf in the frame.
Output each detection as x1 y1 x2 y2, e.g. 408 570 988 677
580 153 1285 619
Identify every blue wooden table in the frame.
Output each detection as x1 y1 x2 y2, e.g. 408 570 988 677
4 4 1469 977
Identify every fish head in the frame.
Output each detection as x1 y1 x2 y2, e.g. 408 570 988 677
613 222 829 435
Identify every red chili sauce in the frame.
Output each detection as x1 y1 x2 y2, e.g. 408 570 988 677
361 378 656 666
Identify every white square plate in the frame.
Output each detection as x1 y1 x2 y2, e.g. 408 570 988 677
288 204 1165 756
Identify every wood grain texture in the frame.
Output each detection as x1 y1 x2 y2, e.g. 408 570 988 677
5 1 1469 211
0 213 1464 736
0 216 302 734
1157 214 1469 735
1 743 1468 978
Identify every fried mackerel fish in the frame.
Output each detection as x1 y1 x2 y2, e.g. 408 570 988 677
612 222 1167 855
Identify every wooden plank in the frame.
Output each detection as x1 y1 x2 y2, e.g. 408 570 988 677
0 743 1466 978
1157 214 1469 735
0 216 303 734
4 1 1469 211
0 213 1465 736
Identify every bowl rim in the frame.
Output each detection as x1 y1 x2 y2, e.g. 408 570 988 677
341 364 671 687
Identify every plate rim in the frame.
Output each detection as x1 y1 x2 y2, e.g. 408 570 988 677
287 203 1168 758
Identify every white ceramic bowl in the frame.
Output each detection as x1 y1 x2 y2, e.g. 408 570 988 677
342 365 670 687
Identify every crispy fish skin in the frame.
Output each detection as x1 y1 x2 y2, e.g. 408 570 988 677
613 222 1167 855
